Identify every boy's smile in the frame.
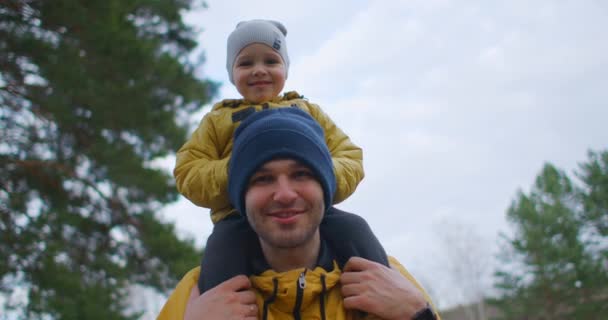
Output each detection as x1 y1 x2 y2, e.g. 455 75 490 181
233 43 286 104
249 80 272 87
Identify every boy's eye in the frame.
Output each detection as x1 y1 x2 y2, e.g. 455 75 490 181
265 58 279 65
237 60 252 67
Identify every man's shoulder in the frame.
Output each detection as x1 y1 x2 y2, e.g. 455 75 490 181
388 256 405 269
156 267 200 320
388 256 419 284
388 256 440 318
181 266 201 283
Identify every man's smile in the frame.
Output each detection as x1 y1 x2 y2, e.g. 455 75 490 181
267 208 305 224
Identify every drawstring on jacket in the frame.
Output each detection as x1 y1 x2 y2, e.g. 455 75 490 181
319 274 327 320
261 271 328 320
262 278 279 320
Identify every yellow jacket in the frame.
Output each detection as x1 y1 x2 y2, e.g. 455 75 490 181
174 92 364 223
156 256 440 320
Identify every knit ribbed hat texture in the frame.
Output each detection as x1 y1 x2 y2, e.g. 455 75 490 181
228 108 336 216
226 19 289 84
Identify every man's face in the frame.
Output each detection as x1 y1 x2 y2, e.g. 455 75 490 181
244 159 324 250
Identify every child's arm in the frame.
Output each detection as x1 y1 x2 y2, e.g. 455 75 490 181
306 103 364 204
174 112 230 210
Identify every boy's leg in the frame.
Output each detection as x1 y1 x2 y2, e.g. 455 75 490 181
320 207 390 268
198 214 257 293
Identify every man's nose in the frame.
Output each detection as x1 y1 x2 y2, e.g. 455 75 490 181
272 176 297 203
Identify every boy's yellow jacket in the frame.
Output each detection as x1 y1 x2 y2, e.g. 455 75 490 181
174 91 364 223
156 256 440 320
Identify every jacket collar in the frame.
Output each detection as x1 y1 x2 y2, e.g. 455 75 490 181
213 91 303 110
250 239 335 276
249 240 340 315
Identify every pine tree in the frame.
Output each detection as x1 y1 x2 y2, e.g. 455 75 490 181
0 1 216 318
491 154 608 320
576 150 608 315
578 150 608 241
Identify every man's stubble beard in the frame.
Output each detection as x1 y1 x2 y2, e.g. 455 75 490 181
257 222 321 250
247 206 324 250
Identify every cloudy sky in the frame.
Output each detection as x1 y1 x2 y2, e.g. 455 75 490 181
157 0 607 309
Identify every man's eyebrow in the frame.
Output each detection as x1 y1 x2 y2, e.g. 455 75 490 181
290 163 306 169
255 160 307 173
253 166 271 174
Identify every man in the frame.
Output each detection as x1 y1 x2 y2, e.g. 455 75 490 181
158 108 440 320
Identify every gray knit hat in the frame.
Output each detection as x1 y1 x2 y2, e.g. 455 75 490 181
226 19 290 84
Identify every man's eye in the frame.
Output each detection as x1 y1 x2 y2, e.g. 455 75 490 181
293 170 314 180
250 175 273 185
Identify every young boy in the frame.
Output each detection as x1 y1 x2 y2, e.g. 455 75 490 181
173 19 389 293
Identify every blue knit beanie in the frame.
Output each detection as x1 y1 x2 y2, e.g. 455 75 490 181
228 108 336 216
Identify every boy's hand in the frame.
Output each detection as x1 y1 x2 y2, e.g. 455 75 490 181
340 257 428 320
184 275 258 320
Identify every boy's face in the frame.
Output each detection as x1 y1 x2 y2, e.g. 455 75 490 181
233 43 286 104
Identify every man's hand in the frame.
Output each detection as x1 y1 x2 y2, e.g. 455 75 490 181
340 257 428 320
184 275 258 320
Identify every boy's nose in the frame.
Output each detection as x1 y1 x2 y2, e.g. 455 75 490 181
252 65 267 76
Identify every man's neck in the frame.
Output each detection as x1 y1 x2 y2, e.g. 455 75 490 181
260 233 321 273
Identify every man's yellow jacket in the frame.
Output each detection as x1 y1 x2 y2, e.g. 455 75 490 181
157 256 439 320
174 92 364 223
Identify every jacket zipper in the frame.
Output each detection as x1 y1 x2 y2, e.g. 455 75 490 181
292 270 306 320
